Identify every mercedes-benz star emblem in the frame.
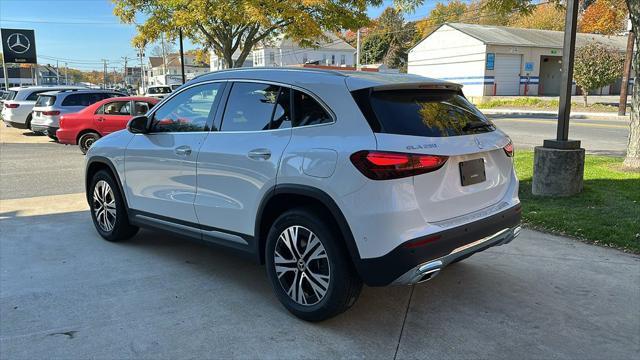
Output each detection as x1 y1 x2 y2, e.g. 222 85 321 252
7 33 31 54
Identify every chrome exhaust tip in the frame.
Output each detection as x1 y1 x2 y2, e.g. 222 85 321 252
513 225 522 238
411 260 443 284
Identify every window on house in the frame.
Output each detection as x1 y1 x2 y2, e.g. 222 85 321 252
269 52 275 65
331 55 335 65
341 55 346 65
302 53 308 64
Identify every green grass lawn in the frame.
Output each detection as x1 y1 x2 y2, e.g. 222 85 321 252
514 151 640 253
477 98 618 113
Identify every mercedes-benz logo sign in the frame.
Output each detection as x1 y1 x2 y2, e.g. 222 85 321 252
7 33 30 54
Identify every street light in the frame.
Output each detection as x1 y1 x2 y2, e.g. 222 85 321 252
531 0 585 196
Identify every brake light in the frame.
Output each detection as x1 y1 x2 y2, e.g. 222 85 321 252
42 111 60 116
4 103 19 108
350 150 448 180
503 140 514 157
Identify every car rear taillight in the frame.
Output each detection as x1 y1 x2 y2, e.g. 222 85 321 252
42 111 60 116
4 103 19 108
350 150 448 180
503 141 514 157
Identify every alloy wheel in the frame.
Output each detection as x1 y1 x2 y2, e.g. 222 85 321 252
93 180 116 232
274 225 330 306
80 134 97 153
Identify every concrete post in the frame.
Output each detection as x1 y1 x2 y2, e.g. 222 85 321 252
531 0 585 197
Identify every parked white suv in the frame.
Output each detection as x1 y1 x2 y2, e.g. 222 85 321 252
144 85 172 99
30 89 124 138
1 86 85 130
85 69 521 321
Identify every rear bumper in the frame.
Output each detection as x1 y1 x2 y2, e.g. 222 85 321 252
56 128 77 144
355 204 522 286
31 125 58 137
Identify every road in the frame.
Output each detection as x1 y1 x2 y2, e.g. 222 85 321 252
0 127 85 200
489 114 630 156
1 121 639 358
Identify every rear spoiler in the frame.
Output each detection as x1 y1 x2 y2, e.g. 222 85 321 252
369 83 462 92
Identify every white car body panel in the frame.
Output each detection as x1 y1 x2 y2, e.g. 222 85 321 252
1 86 84 127
85 68 520 286
124 132 208 223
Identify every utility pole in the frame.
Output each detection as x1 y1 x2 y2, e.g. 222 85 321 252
356 29 361 70
138 48 146 94
618 28 635 116
122 56 129 87
179 29 186 84
64 62 68 85
56 60 60 85
102 59 108 89
161 33 168 77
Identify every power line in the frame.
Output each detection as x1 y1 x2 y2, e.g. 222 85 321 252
0 18 128 26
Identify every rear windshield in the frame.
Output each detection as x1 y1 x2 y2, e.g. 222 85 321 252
148 87 171 94
352 89 495 137
6 91 17 100
35 95 56 107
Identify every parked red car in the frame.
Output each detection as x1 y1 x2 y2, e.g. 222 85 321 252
57 96 159 153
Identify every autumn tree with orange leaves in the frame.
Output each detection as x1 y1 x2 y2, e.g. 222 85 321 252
579 0 629 35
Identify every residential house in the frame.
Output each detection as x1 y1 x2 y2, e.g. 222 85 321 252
147 53 210 86
209 32 356 71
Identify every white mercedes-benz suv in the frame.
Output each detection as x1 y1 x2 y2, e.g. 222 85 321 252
85 68 521 321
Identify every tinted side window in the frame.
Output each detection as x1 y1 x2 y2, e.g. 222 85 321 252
104 101 131 115
151 82 223 133
271 87 291 130
26 90 49 101
221 82 280 132
61 94 84 106
133 101 153 116
292 90 332 127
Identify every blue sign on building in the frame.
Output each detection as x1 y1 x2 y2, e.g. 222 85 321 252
486 53 495 70
525 62 534 72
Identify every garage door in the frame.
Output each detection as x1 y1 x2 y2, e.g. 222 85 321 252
495 54 522 95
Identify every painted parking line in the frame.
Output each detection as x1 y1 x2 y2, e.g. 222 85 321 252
492 118 628 129
0 192 88 218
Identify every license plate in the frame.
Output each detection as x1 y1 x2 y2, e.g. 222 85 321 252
459 158 486 186
35 112 41 116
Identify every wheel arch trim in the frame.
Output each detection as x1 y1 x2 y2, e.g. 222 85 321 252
254 184 363 268
85 156 127 208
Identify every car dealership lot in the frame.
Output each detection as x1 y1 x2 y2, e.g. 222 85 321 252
1 125 639 359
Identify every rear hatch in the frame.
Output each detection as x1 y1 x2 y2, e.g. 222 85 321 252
32 95 57 117
351 87 513 223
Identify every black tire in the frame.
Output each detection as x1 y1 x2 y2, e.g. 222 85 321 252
25 114 32 132
265 207 362 321
78 132 100 154
88 170 138 242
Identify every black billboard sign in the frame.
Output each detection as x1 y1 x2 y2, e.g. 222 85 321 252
1 28 37 64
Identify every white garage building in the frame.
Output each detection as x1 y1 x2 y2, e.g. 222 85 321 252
408 23 633 98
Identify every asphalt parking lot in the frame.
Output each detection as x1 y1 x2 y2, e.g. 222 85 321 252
1 125 639 359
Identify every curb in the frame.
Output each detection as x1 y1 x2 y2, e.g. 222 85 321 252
479 108 629 121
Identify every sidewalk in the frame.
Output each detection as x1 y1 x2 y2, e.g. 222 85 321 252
480 108 630 121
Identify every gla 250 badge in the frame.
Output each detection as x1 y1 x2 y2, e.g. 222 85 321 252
406 143 438 150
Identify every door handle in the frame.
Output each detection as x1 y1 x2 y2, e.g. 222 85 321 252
97 117 105 122
175 145 192 156
248 148 271 160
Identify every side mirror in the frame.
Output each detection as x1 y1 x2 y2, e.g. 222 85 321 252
127 115 149 134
